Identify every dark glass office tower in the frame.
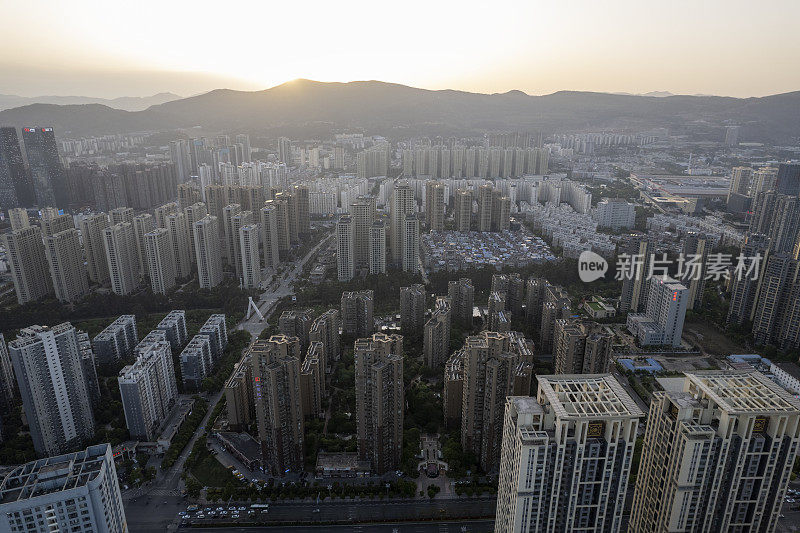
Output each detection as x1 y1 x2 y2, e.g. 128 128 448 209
21 126 68 209
776 163 800 196
0 126 33 209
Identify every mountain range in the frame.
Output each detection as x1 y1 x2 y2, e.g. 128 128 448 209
0 80 798 142
0 92 182 112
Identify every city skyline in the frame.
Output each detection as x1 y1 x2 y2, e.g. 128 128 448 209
2 0 799 99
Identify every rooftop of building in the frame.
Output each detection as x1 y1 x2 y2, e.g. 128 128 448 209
538 374 644 419
685 370 800 414
0 444 111 504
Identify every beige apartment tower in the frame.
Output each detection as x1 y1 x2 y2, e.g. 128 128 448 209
630 371 800 533
454 188 472 232
424 297 452 367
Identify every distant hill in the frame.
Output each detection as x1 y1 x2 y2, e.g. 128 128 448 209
0 92 181 112
0 80 798 142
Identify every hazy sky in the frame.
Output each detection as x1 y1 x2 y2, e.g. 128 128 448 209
2 0 798 98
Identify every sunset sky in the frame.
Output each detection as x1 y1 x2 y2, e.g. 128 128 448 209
2 0 798 98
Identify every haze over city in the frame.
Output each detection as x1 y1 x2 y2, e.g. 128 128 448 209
2 0 799 98
2 2 800 533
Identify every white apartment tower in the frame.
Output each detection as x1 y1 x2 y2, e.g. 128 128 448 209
390 183 415 267
631 371 800 533
118 338 178 441
44 228 89 302
369 220 386 274
79 212 110 284
194 215 223 289
260 204 281 270
103 222 140 296
165 211 192 279
239 223 261 289
337 214 355 282
8 324 96 457
144 227 177 295
132 213 155 279
401 213 419 272
495 375 643 533
0 444 128 533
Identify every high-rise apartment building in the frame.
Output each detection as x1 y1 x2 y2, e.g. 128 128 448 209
350 195 376 269
631 371 800 533
239 223 261 289
155 310 189 351
443 351 465 428
119 337 178 441
448 278 474 328
490 189 511 231
728 166 753 199
109 206 133 225
199 314 227 360
3 225 53 304
355 333 404 473
8 207 30 230
8 324 96 457
92 315 137 368
369 219 387 274
79 212 110 284
292 185 310 236
460 330 534 471
165 211 192 279
401 213 420 272
454 188 472 232
250 335 305 475
336 214 355 281
425 181 445 231
103 222 139 296
424 297 452 367
619 237 652 313
41 212 74 237
390 182 415 267
681 232 709 310
341 290 374 338
495 375 642 533
300 341 325 418
184 201 207 263
260 204 281 270
132 213 155 279
144 227 177 294
194 215 223 289
154 202 178 229
0 444 128 533
179 335 212 390
553 320 612 374
0 333 18 411
400 284 426 331
775 162 800 196
44 228 89 302
309 309 341 364
221 203 242 266
224 352 254 432
477 184 493 232
279 309 314 352
21 127 68 209
626 277 688 347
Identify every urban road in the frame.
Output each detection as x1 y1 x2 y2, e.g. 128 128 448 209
189 519 495 532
